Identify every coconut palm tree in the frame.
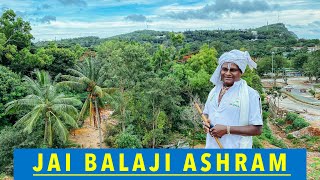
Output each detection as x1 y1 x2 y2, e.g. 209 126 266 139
5 70 82 147
59 58 115 148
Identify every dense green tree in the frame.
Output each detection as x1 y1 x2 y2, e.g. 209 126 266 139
303 51 320 82
0 126 42 175
0 10 33 50
168 32 185 47
0 65 26 127
5 70 81 147
172 44 218 101
242 68 263 94
292 53 308 71
44 43 77 77
0 10 53 74
142 77 182 148
96 41 153 131
256 57 271 76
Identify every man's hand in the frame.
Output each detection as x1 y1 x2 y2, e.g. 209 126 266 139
203 119 211 133
210 124 227 138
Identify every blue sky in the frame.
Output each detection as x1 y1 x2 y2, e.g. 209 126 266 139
1 0 320 41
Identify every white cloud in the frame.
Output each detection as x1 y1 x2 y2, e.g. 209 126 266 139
31 7 320 41
157 3 203 13
23 0 320 40
31 20 147 41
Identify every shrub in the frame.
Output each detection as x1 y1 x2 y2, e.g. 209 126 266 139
104 124 121 147
308 89 315 96
285 125 294 133
286 134 295 140
276 118 285 126
285 112 299 123
292 118 309 130
253 136 264 148
270 138 287 148
115 132 142 148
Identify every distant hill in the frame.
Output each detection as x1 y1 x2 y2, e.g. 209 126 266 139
35 36 102 48
34 23 319 57
35 23 295 47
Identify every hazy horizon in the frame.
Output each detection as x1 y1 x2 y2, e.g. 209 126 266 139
1 0 320 41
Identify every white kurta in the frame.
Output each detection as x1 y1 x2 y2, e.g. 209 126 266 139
203 79 263 149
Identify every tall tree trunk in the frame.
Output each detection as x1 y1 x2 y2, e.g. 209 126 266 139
89 97 93 126
48 117 52 147
95 99 102 149
44 115 48 146
93 107 97 128
152 120 155 149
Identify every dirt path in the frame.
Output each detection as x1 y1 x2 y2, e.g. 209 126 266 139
69 109 113 148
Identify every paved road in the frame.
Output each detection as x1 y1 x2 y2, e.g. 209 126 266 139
262 77 320 105
277 96 320 121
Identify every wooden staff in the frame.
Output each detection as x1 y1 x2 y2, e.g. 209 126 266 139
194 102 223 149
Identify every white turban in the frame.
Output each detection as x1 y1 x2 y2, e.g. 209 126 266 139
210 50 257 85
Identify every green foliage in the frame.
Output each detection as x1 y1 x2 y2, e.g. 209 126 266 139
0 126 42 175
0 65 26 127
303 50 320 81
309 157 320 180
309 89 316 96
0 10 33 50
242 68 263 94
60 57 114 126
253 136 264 148
173 44 218 101
104 124 121 147
36 36 101 48
284 112 309 131
275 118 286 126
285 112 299 122
292 117 309 130
97 40 153 89
0 10 56 75
258 114 287 148
44 43 77 77
115 132 142 148
285 125 294 133
286 134 294 139
292 53 308 71
5 70 81 147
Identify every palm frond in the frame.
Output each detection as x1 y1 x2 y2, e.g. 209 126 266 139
53 73 62 85
102 87 117 94
8 98 42 109
22 76 42 95
51 112 68 143
79 76 92 85
93 86 104 97
60 74 80 82
55 111 78 128
56 81 84 90
18 107 42 133
52 97 82 107
78 96 90 122
51 104 79 117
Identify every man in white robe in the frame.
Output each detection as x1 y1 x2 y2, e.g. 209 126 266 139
203 50 263 149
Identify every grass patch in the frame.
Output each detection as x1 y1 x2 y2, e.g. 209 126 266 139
309 157 320 180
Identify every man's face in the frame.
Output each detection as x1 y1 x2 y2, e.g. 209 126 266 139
220 62 242 86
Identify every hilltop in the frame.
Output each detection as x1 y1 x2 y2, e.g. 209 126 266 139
34 23 320 58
